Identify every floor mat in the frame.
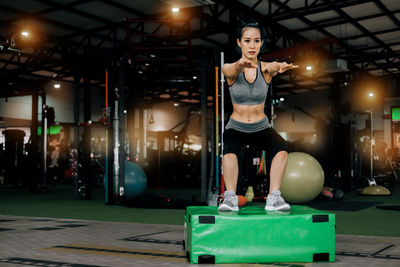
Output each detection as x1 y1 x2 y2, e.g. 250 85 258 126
306 201 383 211
376 205 400 211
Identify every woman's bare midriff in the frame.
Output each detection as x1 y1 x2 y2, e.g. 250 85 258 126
231 103 266 123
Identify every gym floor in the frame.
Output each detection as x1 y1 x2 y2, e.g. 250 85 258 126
1 184 400 266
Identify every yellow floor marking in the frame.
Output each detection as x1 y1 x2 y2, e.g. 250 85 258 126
43 243 186 262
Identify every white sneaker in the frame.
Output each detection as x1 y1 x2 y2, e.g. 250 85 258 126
218 190 239 211
265 190 291 211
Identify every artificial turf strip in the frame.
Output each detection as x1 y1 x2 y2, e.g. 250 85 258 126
1 185 400 237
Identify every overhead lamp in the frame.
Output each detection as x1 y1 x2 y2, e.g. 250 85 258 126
193 76 197 80
21 31 29 37
148 113 154 124
368 92 374 98
171 7 180 13
279 97 285 102
306 65 312 71
174 103 179 107
54 83 61 89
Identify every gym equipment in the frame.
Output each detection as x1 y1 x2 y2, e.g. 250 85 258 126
124 160 147 200
280 152 324 203
2 129 25 185
361 105 391 195
360 184 390 195
184 205 335 264
237 195 247 207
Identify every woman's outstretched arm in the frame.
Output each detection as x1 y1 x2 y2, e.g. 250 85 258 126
265 61 299 77
222 58 258 84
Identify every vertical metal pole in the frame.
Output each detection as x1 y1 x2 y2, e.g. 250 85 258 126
220 52 225 189
118 60 125 198
370 106 374 182
215 66 219 190
113 83 120 200
42 104 47 191
105 69 109 204
201 56 207 202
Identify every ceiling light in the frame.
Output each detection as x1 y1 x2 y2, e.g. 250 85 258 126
174 103 179 107
369 92 374 97
148 114 154 124
280 97 285 102
54 83 61 89
306 65 312 71
145 63 150 66
21 31 29 37
138 70 143 74
172 7 180 13
193 76 197 80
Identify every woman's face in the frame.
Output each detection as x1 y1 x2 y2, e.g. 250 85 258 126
237 27 262 59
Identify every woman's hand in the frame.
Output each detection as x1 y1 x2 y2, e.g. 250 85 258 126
278 62 299 73
237 58 258 72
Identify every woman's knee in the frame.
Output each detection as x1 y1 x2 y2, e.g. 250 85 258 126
274 150 288 162
223 153 238 162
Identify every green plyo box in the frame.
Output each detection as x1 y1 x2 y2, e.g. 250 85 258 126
184 205 335 264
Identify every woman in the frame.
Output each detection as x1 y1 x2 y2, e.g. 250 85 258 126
219 19 298 211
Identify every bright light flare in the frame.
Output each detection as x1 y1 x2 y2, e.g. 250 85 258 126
54 83 60 89
21 31 29 37
171 7 180 13
306 65 312 71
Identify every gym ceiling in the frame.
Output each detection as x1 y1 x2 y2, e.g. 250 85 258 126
0 0 399 104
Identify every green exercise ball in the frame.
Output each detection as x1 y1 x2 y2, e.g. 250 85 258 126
124 160 147 200
280 152 324 203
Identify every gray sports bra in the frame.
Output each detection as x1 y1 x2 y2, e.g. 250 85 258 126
229 61 269 106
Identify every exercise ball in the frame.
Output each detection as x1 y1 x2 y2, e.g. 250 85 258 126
124 160 147 200
280 152 324 203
